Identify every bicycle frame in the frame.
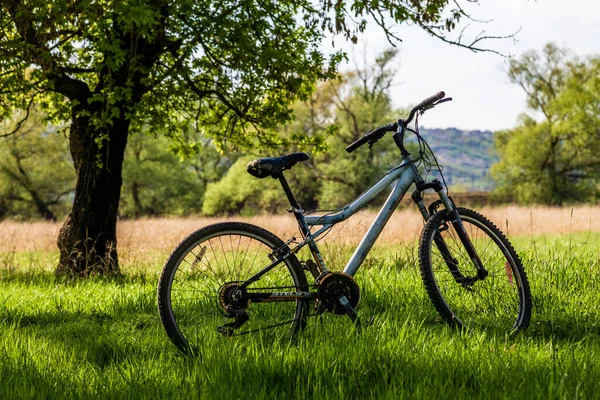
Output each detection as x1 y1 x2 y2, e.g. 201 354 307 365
240 134 486 296
238 154 423 291
302 155 422 277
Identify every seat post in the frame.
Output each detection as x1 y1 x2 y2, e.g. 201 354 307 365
277 173 300 210
278 173 313 240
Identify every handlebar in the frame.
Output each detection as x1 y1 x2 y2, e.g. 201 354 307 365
345 91 448 153
345 123 397 153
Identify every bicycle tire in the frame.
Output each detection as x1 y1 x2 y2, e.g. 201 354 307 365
157 222 309 353
419 207 531 332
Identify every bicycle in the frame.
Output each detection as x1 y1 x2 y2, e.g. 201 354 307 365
157 91 532 353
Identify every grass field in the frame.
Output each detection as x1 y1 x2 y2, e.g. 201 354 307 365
1 206 600 399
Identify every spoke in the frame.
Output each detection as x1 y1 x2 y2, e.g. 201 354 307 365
425 213 524 331
180 257 222 289
442 226 473 266
170 287 213 293
247 242 264 282
165 229 306 346
207 239 226 277
230 235 237 272
184 248 223 281
218 236 234 280
173 275 212 293
240 236 253 278
476 232 497 266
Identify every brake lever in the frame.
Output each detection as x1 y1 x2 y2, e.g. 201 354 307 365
367 129 388 151
434 97 453 105
368 137 379 151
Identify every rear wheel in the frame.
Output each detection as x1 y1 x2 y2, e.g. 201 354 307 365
419 207 531 332
157 222 309 353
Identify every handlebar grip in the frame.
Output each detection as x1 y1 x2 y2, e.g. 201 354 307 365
346 135 369 153
405 91 446 125
415 91 445 110
346 134 371 153
345 123 398 153
345 126 387 153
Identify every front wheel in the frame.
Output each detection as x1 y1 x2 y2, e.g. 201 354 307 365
419 207 531 332
157 222 309 353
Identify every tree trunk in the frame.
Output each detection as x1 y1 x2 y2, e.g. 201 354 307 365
51 13 169 276
56 107 129 277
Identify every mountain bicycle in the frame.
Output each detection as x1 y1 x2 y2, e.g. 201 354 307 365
157 91 532 353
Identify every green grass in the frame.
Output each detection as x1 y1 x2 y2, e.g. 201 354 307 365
1 233 600 399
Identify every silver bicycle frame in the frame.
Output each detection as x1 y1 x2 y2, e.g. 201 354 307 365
303 156 422 276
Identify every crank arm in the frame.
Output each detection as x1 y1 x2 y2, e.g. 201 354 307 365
338 295 359 325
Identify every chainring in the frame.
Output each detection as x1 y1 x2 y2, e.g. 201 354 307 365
316 272 360 315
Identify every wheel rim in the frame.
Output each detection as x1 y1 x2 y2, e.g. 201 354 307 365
427 215 526 331
165 230 304 347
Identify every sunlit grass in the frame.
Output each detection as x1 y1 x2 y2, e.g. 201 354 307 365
1 229 600 398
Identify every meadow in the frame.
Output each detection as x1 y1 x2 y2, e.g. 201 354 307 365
1 205 600 399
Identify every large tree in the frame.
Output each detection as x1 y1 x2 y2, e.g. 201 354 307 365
491 44 600 204
0 0 501 276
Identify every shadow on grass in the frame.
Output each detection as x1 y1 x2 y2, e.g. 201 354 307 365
0 268 157 286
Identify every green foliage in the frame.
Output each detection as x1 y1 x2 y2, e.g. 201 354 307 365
286 49 406 209
0 112 74 220
0 0 495 151
203 49 407 215
120 132 229 218
202 157 287 216
492 44 600 204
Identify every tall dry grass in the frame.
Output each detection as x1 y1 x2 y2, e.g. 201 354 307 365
0 205 598 254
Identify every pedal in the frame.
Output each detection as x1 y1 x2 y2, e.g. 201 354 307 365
337 295 360 328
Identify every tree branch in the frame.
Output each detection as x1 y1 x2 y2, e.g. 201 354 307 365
419 23 521 56
0 94 38 138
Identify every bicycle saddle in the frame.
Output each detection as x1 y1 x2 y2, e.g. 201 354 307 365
246 152 310 179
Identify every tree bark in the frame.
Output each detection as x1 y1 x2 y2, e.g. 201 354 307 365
56 106 129 277
51 6 171 276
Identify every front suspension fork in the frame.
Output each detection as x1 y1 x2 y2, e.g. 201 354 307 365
412 180 488 283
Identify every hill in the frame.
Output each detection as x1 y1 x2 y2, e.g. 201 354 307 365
417 127 497 191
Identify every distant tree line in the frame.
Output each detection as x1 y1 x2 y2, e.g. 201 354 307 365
491 43 600 205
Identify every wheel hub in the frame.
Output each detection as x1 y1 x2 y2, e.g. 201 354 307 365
218 282 250 315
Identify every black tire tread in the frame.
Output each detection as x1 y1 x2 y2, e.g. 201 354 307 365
157 222 308 353
418 207 532 331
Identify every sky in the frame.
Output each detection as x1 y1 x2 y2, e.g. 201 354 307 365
323 0 600 131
